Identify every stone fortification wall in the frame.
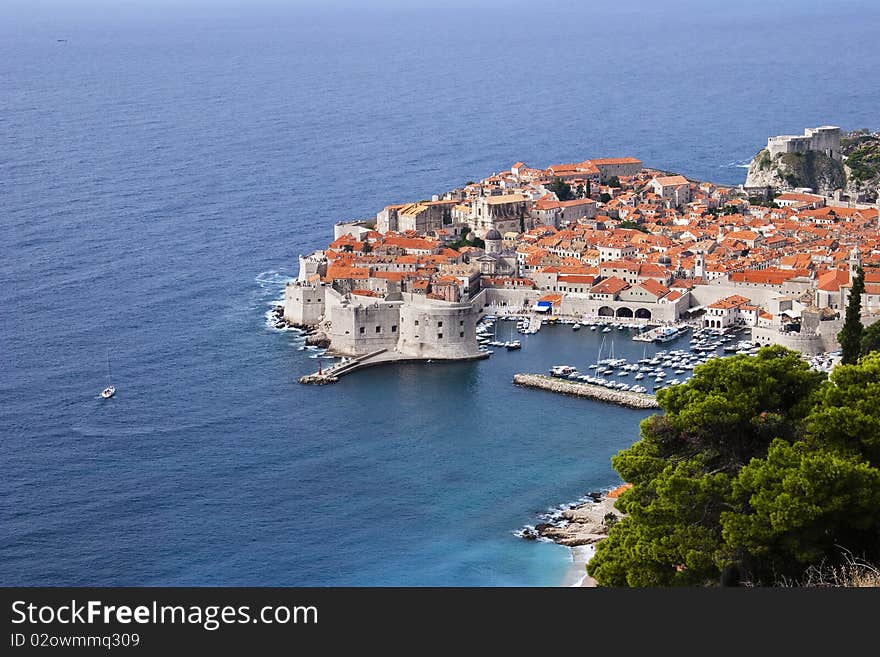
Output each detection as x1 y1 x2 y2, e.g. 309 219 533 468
396 292 483 359
689 283 781 308
766 126 841 160
284 281 326 326
328 298 401 356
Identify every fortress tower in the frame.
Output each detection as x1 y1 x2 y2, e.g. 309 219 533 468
766 126 841 160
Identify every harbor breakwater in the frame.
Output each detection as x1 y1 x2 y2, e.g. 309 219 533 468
513 374 660 409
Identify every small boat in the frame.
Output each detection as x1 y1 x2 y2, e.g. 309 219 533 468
602 326 611 333
572 323 581 331
506 340 522 350
100 348 116 399
590 325 597 331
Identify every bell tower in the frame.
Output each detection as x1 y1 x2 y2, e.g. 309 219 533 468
849 245 862 284
694 251 705 279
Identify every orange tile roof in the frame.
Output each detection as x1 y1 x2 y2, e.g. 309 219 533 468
591 276 629 295
816 268 850 292
708 294 751 310
590 157 641 166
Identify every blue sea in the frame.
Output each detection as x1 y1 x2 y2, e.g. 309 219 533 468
2 0 878 586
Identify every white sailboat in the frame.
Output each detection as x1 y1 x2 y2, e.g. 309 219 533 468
100 349 116 399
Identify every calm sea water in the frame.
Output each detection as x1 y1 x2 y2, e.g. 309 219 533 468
2 1 878 585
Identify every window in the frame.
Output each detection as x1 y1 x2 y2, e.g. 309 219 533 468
437 321 443 328
375 326 381 333
359 326 365 334
391 325 397 333
414 320 419 326
459 320 464 326
438 333 443 339
459 331 464 338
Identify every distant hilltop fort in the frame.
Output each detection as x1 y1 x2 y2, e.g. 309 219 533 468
743 125 880 199
766 126 841 160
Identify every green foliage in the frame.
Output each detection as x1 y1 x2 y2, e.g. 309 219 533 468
722 354 880 580
360 241 372 253
747 198 780 209
605 175 621 188
722 439 880 575
548 176 574 201
449 234 485 250
806 354 880 465
599 193 612 203
838 267 864 365
757 150 771 171
448 225 481 249
618 220 649 233
860 321 880 358
587 346 848 586
845 142 880 182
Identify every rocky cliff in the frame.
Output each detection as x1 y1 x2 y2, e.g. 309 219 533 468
745 130 880 201
745 149 845 196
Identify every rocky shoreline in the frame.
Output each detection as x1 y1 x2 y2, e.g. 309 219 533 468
513 373 660 409
519 484 631 586
270 305 331 348
520 486 628 547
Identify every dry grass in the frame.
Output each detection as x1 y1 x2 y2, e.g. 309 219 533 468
778 550 880 588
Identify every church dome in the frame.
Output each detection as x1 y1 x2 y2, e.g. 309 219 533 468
485 228 502 241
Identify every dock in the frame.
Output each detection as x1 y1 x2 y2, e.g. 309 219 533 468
299 349 388 384
512 373 660 409
299 349 490 384
632 324 689 343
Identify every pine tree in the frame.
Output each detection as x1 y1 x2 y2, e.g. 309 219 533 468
838 267 865 365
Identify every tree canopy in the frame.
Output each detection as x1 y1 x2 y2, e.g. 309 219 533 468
587 347 880 586
861 320 880 358
547 177 574 201
838 267 864 365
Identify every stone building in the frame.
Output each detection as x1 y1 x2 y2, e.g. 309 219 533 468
471 193 529 235
589 157 642 181
766 126 841 160
283 281 485 361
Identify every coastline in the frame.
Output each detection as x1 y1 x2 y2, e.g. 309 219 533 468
520 484 632 587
